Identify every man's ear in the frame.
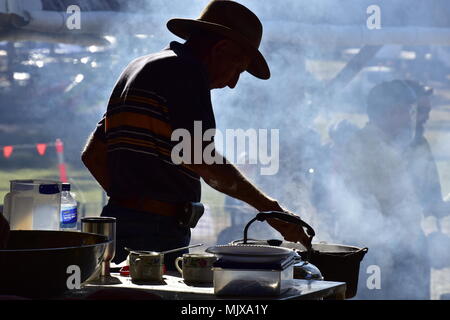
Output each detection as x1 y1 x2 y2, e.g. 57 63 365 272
210 39 232 57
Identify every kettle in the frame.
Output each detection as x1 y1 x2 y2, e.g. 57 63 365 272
230 211 324 281
3 180 62 230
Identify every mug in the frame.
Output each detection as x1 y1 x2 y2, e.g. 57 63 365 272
81 217 116 277
175 253 217 283
129 251 164 282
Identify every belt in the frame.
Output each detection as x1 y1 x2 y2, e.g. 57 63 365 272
110 197 185 218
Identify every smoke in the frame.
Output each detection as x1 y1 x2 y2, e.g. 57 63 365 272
205 0 450 300
3 0 450 299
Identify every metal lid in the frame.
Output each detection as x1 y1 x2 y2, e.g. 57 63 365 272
207 244 293 256
39 183 60 195
206 244 296 264
214 253 296 270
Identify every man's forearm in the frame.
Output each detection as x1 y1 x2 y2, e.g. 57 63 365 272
185 153 312 247
186 159 277 212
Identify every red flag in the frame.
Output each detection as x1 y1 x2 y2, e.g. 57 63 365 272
55 139 64 153
3 146 13 158
36 143 47 156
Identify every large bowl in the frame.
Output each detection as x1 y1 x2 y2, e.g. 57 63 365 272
0 230 110 298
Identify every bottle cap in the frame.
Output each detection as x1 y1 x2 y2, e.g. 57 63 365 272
61 183 71 191
39 183 60 195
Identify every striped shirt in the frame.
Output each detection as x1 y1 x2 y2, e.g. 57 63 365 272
95 42 215 203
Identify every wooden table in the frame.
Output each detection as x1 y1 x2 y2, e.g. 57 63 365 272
77 272 346 300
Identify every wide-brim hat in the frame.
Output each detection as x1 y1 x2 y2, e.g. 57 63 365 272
167 0 270 80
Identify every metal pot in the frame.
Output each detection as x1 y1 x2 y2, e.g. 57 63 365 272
0 230 110 298
279 241 368 298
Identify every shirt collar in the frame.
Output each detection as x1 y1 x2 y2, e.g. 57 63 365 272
168 41 210 86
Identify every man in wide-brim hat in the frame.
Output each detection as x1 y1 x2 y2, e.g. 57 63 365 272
82 0 312 270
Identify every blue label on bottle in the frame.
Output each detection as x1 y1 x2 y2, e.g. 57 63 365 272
61 207 78 225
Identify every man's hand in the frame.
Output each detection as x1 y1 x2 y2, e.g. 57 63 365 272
263 201 313 249
0 213 10 249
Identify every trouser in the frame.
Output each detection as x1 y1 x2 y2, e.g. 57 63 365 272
100 201 191 271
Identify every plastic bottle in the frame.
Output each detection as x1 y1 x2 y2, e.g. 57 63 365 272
60 183 78 230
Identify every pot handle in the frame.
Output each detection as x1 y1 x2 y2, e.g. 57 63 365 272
243 211 316 244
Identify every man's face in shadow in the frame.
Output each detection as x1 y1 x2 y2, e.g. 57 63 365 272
382 101 417 145
207 40 252 90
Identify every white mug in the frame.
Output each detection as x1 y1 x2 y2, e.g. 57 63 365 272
175 253 217 283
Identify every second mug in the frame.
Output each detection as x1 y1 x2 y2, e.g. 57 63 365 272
175 253 217 283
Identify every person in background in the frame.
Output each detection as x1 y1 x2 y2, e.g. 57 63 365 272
404 81 450 221
332 80 430 299
404 80 450 271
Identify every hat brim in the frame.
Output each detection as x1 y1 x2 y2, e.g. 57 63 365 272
167 18 270 80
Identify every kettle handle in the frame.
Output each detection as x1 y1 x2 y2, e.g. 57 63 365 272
243 211 316 244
